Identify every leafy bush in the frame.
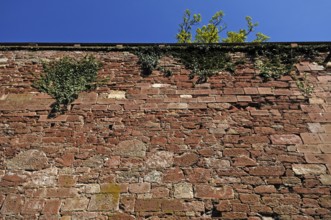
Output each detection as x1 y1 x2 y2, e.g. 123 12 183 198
34 55 102 115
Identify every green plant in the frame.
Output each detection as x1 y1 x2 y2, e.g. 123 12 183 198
135 49 173 76
296 73 314 96
255 59 292 79
136 51 161 75
170 46 234 83
176 9 269 43
34 55 102 115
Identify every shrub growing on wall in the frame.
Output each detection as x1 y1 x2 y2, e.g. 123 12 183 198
34 55 102 116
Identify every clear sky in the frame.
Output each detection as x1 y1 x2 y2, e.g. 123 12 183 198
0 0 330 43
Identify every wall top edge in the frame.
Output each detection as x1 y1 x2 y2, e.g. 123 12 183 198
0 42 330 52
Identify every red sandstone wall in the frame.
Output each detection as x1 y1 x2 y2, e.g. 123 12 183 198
0 47 331 219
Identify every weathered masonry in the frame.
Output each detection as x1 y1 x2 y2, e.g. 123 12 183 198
0 43 331 219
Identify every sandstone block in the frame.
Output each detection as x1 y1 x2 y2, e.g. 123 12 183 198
174 182 193 199
113 139 147 158
270 135 302 145
249 166 285 176
22 199 44 214
58 175 77 187
195 185 234 199
292 164 326 175
85 184 101 194
107 90 126 99
163 168 185 183
174 153 199 166
6 149 48 171
240 194 260 204
43 199 61 214
129 183 150 193
88 194 119 211
135 199 161 211
146 151 173 168
62 197 89 211
161 199 185 212
144 170 162 183
30 167 58 187
1 194 24 215
320 175 331 185
300 133 322 144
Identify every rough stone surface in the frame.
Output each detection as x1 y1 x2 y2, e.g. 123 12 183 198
146 151 174 168
62 197 89 211
292 164 327 175
270 135 302 145
174 182 193 199
113 139 147 158
88 194 119 211
1 46 331 219
107 90 126 99
6 150 48 171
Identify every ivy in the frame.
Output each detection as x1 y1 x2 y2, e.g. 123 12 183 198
171 46 234 83
295 73 314 97
33 55 102 116
135 50 161 76
134 48 173 77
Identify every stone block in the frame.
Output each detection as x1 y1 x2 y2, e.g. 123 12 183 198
113 139 147 158
320 175 331 185
249 166 285 176
62 197 89 211
146 151 173 168
195 185 234 199
292 164 326 175
270 135 302 145
107 90 126 99
1 194 24 215
88 194 119 211
300 133 322 144
135 199 161 212
43 199 61 214
6 149 49 171
174 182 193 199
129 183 150 194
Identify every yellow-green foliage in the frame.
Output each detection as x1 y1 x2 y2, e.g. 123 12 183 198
176 10 269 43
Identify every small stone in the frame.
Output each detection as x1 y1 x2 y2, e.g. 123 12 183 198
0 57 8 64
309 98 324 104
88 194 119 211
6 150 49 171
58 175 77 187
146 151 174 168
114 139 147 158
152 84 170 88
43 199 61 214
30 167 58 187
21 199 44 214
107 90 126 99
308 123 324 133
320 175 331 185
144 170 162 183
174 182 193 199
292 164 326 175
62 197 89 211
195 185 234 199
180 94 192 98
85 184 101 193
82 155 104 168
1 194 24 214
129 183 150 193
270 135 302 145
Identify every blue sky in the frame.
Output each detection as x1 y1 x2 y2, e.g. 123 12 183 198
0 0 330 43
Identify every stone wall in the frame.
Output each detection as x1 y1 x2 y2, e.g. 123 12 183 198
0 44 331 219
